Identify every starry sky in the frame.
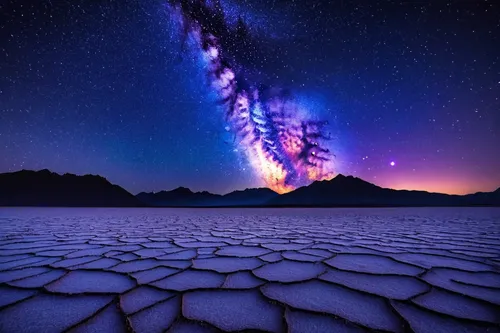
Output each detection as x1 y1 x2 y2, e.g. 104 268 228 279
1 0 499 195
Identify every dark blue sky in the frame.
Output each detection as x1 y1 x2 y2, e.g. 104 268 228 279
1 0 499 194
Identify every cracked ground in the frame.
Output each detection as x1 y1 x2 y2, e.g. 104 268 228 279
0 208 499 333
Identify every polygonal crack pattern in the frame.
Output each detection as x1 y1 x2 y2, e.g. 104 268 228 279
0 208 499 332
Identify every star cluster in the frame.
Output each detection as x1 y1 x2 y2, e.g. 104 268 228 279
0 0 499 194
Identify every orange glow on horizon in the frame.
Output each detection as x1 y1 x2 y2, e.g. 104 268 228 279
376 172 499 195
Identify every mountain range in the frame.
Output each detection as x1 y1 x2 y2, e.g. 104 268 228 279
1 169 499 207
0 169 141 207
137 187 278 207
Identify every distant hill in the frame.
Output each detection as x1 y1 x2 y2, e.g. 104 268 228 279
136 187 221 207
0 169 143 207
462 187 500 206
1 170 498 207
267 174 500 207
221 188 279 206
136 187 278 207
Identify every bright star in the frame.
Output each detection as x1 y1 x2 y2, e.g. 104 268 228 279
390 161 396 167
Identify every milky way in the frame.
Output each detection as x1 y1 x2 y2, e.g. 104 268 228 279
166 0 335 193
2 0 497 194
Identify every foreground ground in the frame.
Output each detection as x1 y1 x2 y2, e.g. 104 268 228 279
0 208 499 332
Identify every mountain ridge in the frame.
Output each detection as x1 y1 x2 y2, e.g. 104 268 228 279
0 170 499 207
137 186 279 207
0 169 143 207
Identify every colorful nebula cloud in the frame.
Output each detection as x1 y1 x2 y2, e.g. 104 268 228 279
167 0 335 193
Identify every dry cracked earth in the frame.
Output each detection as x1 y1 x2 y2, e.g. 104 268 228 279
0 208 499 333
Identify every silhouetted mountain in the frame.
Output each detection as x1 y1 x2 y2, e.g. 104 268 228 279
136 187 278 207
462 187 500 206
136 187 221 207
0 169 142 207
1 170 499 207
221 188 279 206
267 174 500 207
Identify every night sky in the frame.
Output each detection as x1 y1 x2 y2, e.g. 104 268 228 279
1 0 499 195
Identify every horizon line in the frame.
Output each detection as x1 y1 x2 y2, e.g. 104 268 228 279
3 168 498 198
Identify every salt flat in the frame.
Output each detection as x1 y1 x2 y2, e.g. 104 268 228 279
0 207 499 333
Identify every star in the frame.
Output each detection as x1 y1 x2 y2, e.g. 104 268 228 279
0 0 497 195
